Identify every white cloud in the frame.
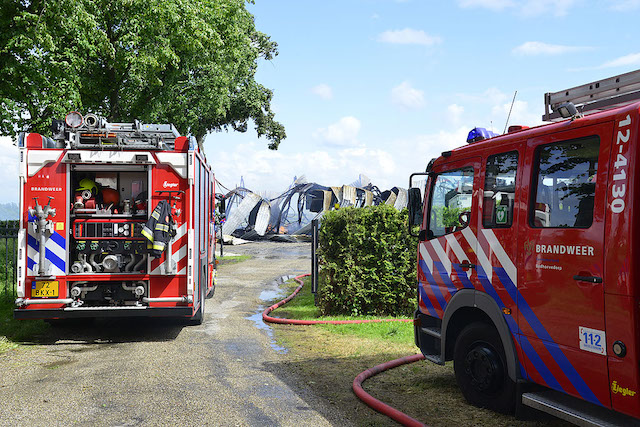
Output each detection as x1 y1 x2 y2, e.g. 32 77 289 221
377 28 442 46
391 81 426 110
208 129 473 196
598 52 640 68
447 104 465 126
513 41 591 56
609 0 640 10
520 0 577 17
311 84 333 100
207 110 552 198
451 87 542 132
491 99 543 129
456 87 509 106
313 116 362 147
210 141 399 194
457 0 514 11
458 0 578 16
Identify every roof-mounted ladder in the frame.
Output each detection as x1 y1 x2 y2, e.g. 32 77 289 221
64 117 182 150
543 69 640 121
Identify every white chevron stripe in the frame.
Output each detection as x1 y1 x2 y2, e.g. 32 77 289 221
430 238 452 275
46 238 66 262
482 229 517 286
27 245 38 275
150 229 188 275
462 227 492 282
419 244 433 274
27 231 66 275
150 261 162 275
174 223 187 240
445 234 467 263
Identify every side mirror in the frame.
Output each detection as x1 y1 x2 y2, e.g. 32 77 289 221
408 187 423 237
409 172 429 238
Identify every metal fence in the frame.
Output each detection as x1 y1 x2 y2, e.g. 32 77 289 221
0 220 19 299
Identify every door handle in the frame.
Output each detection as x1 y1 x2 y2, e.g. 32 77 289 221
459 262 476 269
573 275 602 283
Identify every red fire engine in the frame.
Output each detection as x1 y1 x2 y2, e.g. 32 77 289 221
408 70 640 425
14 112 216 324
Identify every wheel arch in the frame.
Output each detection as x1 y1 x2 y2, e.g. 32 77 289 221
441 289 519 382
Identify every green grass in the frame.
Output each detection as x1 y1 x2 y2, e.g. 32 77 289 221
218 254 252 265
0 283 49 353
269 278 565 427
270 277 415 344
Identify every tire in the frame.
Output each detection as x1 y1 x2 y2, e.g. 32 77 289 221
206 267 216 299
190 281 206 325
453 322 516 414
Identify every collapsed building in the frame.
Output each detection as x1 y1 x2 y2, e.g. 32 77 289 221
220 175 409 240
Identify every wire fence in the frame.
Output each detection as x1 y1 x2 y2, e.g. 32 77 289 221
0 220 19 300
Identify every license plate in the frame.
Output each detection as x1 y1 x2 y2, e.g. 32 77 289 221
32 281 58 298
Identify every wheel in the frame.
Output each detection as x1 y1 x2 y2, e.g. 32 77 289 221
190 281 206 325
206 267 216 299
453 322 516 414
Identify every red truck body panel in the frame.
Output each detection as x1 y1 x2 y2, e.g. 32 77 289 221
415 103 640 419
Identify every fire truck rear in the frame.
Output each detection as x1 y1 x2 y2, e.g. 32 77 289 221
408 70 640 425
14 112 216 323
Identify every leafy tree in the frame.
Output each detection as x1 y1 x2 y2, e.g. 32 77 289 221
0 0 285 148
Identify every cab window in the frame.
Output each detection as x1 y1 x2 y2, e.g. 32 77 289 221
483 151 518 228
531 136 599 228
428 167 474 239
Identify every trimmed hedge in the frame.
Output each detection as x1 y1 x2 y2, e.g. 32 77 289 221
317 204 417 317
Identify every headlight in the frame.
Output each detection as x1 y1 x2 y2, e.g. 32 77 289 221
65 111 83 128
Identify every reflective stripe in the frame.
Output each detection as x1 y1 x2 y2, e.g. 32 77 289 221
444 234 467 263
419 244 433 273
462 226 492 282
482 229 517 286
141 227 153 241
430 239 451 275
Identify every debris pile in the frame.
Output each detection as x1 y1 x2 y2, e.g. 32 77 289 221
219 175 409 241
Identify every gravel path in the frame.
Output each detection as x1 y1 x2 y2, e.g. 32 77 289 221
0 241 345 426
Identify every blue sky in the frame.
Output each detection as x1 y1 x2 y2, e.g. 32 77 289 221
206 0 640 195
2 0 640 201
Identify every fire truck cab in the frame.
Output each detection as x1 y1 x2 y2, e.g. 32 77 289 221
14 112 216 323
408 70 640 425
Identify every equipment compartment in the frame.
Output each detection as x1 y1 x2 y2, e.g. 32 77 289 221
69 167 150 275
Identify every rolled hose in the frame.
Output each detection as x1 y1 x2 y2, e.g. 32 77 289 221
262 273 427 426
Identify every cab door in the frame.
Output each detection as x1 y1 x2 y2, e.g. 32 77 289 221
519 123 612 407
476 149 521 337
418 157 481 319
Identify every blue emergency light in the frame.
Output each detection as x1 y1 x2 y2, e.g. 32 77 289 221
467 127 498 143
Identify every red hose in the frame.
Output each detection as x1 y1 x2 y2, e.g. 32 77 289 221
262 274 412 325
353 353 426 427
262 273 427 426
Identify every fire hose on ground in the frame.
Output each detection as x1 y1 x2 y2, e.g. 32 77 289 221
262 273 427 427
